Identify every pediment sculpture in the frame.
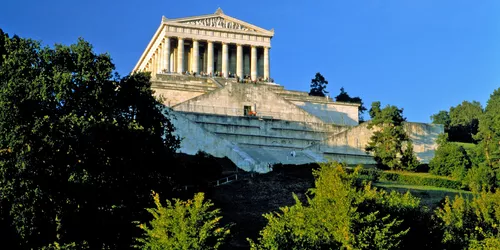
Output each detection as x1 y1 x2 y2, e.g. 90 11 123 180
181 17 256 32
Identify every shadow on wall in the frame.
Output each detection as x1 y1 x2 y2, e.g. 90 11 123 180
308 122 443 164
294 102 358 126
405 123 444 163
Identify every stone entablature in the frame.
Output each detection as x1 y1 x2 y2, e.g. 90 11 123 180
133 8 273 82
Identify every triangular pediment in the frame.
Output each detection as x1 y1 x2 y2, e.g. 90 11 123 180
180 16 257 32
164 9 274 36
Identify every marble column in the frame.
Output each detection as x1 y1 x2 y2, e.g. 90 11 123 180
222 43 229 78
192 39 199 74
264 47 270 80
152 52 156 75
236 44 243 80
177 38 184 74
207 41 214 75
251 46 257 81
163 38 170 73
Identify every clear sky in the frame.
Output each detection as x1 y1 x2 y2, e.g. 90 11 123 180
1 0 499 122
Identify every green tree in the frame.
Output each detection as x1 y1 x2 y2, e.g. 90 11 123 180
365 102 418 170
136 192 230 250
309 72 328 97
335 87 368 122
463 164 497 192
431 110 451 131
448 101 483 143
429 134 472 180
400 141 420 171
435 191 500 249
0 30 179 248
475 88 500 172
249 163 421 250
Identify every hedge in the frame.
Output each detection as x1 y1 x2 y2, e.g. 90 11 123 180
359 169 463 190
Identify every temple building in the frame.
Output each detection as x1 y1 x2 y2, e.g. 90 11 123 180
134 8 272 81
133 9 443 173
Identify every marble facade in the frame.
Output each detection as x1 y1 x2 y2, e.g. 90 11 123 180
133 8 273 81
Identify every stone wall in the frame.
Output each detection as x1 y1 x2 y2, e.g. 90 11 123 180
180 112 348 149
173 82 328 124
273 88 359 125
289 100 359 126
168 110 269 172
308 122 444 164
152 74 219 106
154 88 206 106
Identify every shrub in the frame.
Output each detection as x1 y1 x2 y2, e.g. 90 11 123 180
435 190 500 249
136 192 230 250
249 163 423 250
463 164 497 192
360 169 463 190
429 139 471 179
401 141 420 171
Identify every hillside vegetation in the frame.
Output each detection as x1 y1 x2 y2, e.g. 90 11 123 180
1 29 499 249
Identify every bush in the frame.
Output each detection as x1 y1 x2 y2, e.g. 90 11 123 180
463 164 497 192
435 190 500 249
360 169 463 190
429 140 471 180
249 163 424 250
135 192 230 250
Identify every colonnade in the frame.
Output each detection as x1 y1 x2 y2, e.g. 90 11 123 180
146 37 270 81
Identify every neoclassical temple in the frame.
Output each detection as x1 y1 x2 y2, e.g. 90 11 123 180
133 8 273 81
132 9 442 173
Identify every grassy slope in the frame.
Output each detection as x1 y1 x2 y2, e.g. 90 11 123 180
373 181 471 208
452 142 476 150
373 169 470 207
383 170 457 180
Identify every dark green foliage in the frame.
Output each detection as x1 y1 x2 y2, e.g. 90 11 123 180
0 30 179 248
308 72 328 97
335 87 368 122
475 88 500 171
380 172 463 190
174 151 223 188
429 134 472 180
401 141 420 171
249 163 422 249
136 192 230 250
448 101 482 143
431 101 483 143
430 110 451 130
435 190 500 249
366 101 419 170
359 169 463 190
463 164 498 192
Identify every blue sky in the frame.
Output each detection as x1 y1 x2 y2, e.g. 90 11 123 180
1 0 499 122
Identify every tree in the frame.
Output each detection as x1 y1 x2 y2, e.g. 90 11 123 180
249 163 421 250
136 192 230 250
309 72 328 97
335 87 368 122
435 191 500 249
431 101 483 143
365 102 418 170
0 30 179 248
430 110 451 131
475 88 500 171
448 101 482 143
429 134 471 180
400 141 420 171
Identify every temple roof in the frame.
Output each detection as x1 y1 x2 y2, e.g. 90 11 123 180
162 8 274 36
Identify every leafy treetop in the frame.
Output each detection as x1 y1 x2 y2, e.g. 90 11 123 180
309 72 328 97
335 87 367 122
